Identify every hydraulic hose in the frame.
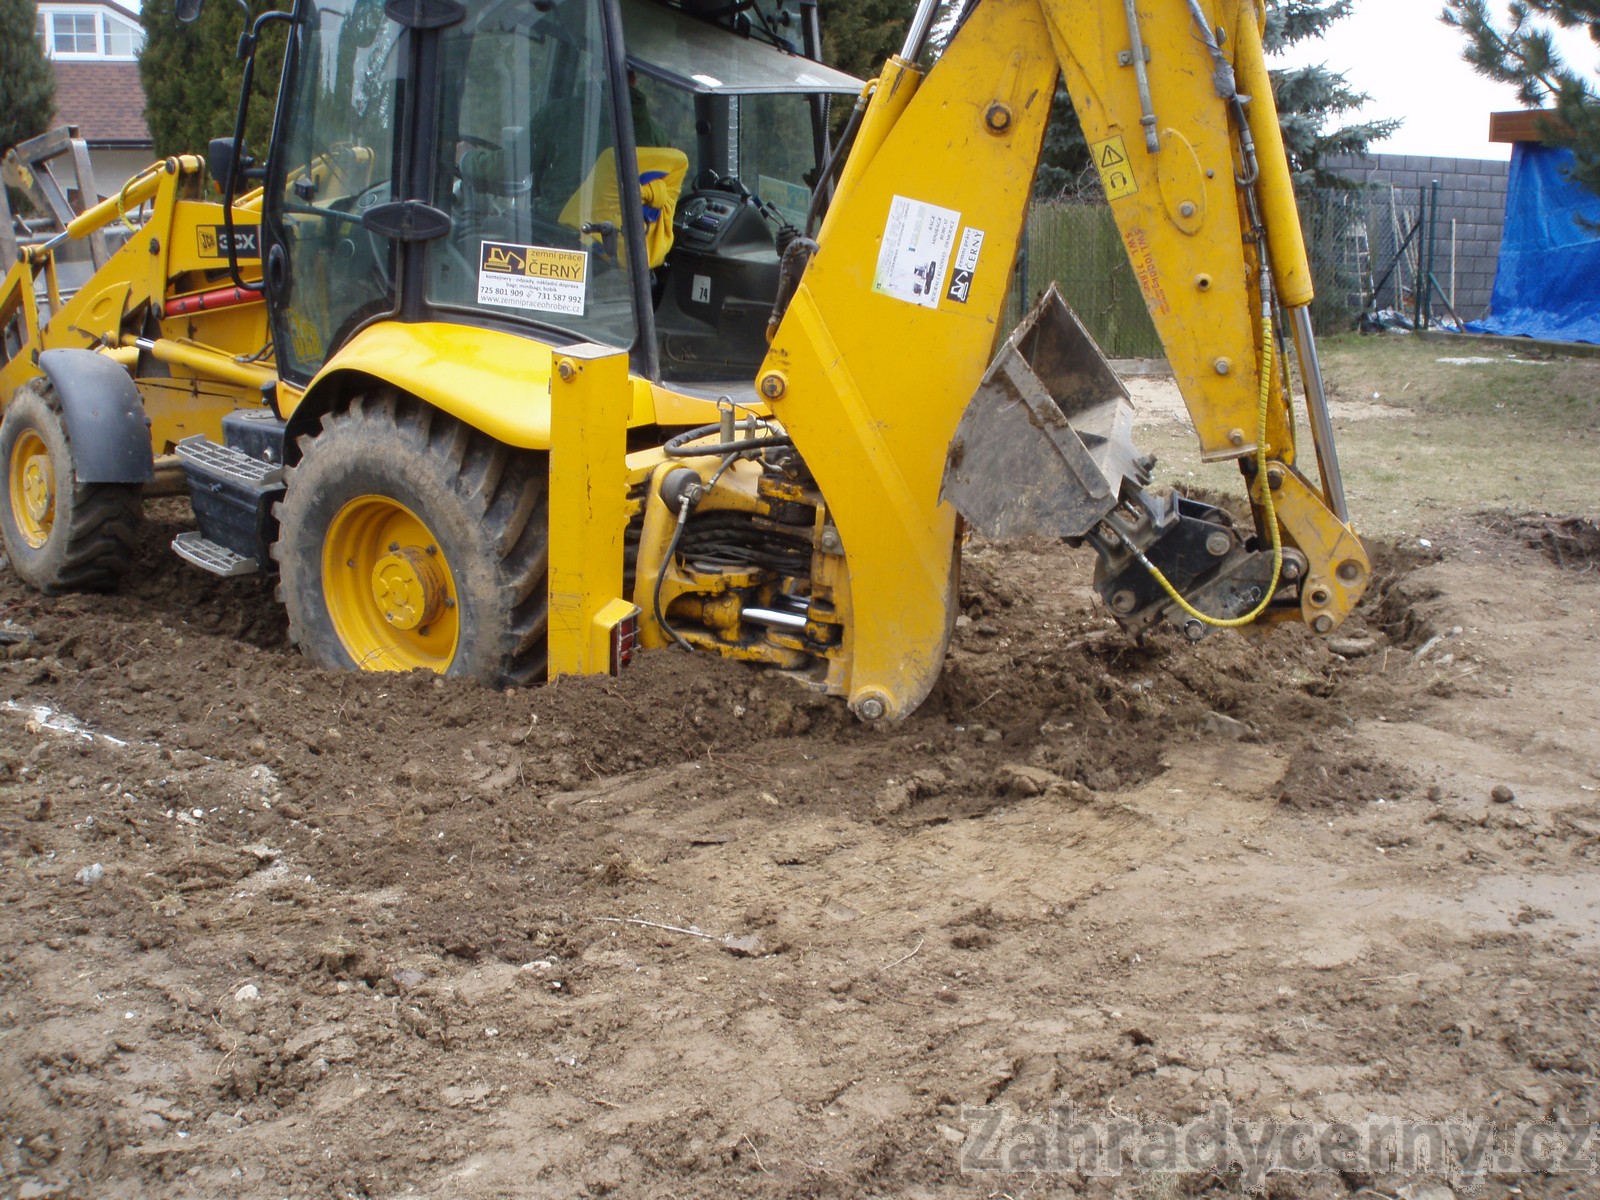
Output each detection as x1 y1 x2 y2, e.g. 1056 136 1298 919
1112 312 1284 629
653 451 741 651
663 418 791 459
654 496 696 652
804 83 874 239
1111 44 1289 632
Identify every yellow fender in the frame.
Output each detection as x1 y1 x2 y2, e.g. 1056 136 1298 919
291 322 717 451
294 322 560 449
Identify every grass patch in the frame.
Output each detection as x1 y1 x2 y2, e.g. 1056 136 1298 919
1133 335 1600 539
1318 333 1600 430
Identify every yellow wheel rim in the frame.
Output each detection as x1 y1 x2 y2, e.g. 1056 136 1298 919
323 495 460 672
10 430 56 550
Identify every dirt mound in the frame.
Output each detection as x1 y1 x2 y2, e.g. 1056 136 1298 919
0 519 1437 834
6 514 1566 1200
1273 742 1418 810
1483 511 1600 572
1359 539 1445 649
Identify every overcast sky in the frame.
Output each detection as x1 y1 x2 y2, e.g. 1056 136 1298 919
1275 0 1600 162
121 0 1594 163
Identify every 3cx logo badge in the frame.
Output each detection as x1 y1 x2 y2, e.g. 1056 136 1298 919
197 225 260 258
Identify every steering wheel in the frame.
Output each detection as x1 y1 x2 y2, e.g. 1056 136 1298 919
693 169 748 197
457 133 536 201
349 180 395 290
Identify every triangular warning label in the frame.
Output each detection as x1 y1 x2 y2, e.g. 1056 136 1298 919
1089 135 1139 200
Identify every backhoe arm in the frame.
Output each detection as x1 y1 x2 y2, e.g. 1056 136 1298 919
760 0 1368 720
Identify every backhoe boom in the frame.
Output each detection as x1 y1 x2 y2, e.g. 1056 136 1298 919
760 0 1368 719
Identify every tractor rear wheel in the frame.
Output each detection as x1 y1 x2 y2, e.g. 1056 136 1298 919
272 392 548 685
0 381 141 593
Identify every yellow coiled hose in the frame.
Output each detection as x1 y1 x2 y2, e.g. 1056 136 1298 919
1118 313 1284 628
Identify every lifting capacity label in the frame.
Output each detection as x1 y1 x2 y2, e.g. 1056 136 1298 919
477 241 587 315
873 195 961 309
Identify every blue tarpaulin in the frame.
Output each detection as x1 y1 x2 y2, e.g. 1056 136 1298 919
1467 143 1600 345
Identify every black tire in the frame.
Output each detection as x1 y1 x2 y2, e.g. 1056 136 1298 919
0 380 141 594
272 392 549 685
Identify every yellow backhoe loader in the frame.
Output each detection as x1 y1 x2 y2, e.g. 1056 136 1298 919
0 0 1368 721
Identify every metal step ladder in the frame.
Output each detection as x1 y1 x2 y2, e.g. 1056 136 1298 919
171 531 260 577
171 435 284 577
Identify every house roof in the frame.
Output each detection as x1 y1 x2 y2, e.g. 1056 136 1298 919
39 0 143 22
52 60 152 147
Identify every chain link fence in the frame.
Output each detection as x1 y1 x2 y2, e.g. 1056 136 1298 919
1004 201 1164 358
1003 184 1454 358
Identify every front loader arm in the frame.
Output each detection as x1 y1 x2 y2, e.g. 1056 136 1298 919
760 0 1367 720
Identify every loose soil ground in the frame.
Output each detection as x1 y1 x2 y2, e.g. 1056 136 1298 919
2 338 1597 1199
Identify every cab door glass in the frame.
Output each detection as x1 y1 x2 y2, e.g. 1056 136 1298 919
268 0 406 381
428 0 636 349
737 93 817 226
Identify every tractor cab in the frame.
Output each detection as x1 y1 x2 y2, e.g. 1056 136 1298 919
621 0 861 382
258 0 861 392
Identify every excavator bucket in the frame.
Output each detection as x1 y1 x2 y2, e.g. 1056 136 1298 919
941 285 1147 539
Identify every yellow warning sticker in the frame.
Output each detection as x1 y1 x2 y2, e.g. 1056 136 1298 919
1090 135 1139 201
478 241 588 315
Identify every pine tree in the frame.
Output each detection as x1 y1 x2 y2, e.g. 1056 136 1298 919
1442 0 1600 199
819 0 914 80
1034 86 1092 198
0 0 57 154
1033 0 1398 198
138 0 285 159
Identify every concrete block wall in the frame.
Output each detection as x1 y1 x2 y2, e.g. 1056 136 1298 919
1325 153 1509 321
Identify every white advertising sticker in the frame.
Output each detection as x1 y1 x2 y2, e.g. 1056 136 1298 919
873 195 962 309
477 240 587 316
945 226 986 304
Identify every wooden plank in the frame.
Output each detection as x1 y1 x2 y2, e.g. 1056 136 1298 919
1489 109 1571 144
0 179 16 269
67 137 109 270
12 126 79 164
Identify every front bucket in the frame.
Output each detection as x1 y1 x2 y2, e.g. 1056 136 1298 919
941 285 1146 539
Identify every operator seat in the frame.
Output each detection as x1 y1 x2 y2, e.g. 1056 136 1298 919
557 146 689 269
